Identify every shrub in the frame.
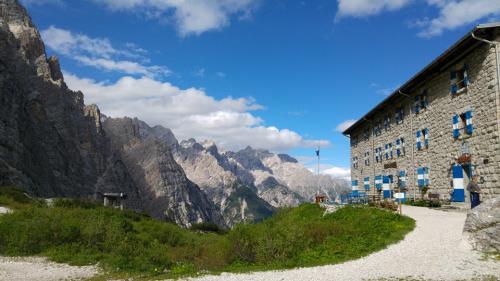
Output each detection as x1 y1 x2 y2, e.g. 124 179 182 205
52 198 100 209
406 199 441 208
190 222 227 234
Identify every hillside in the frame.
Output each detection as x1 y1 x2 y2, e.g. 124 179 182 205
0 188 415 279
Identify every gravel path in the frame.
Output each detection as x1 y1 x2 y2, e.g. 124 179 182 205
182 206 500 281
0 256 98 281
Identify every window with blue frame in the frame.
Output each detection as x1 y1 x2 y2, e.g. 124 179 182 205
395 107 404 124
396 137 405 157
450 64 469 96
453 111 474 139
364 150 370 166
414 90 429 114
384 114 391 130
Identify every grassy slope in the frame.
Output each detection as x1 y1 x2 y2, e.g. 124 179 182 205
0 186 415 279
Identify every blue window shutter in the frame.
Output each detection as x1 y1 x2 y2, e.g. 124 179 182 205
399 170 406 188
416 131 422 150
396 139 401 157
465 111 473 135
417 167 424 187
463 64 469 86
421 90 429 108
424 128 429 147
453 115 460 139
424 167 430 186
450 71 458 95
414 96 420 114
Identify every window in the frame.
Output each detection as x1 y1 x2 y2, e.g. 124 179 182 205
373 121 382 136
351 136 358 147
416 128 429 150
450 64 469 95
363 128 370 141
364 177 370 190
414 90 429 114
364 150 370 166
375 146 383 163
417 167 430 188
352 157 359 169
384 114 391 130
385 143 393 160
395 107 404 124
453 111 473 138
396 137 405 157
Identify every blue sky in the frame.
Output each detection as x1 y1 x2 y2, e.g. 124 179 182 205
23 0 500 179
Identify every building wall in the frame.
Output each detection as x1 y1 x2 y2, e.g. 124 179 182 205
349 43 500 201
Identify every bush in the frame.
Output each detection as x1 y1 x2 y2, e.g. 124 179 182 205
52 198 101 209
369 200 399 211
190 223 227 234
405 199 441 208
0 186 44 209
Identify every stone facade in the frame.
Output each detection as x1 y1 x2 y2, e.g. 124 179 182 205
344 26 500 202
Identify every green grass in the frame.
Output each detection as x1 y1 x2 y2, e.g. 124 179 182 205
0 187 415 279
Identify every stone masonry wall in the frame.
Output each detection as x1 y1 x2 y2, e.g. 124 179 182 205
349 43 500 201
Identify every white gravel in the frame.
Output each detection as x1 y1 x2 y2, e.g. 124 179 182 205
182 206 500 281
0 256 99 281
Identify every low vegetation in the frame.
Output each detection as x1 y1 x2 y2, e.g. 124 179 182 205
0 186 415 279
404 199 441 208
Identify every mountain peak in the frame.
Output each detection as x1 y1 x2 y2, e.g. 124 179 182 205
0 0 65 85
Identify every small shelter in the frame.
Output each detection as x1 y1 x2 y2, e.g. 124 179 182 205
315 194 328 204
103 192 127 210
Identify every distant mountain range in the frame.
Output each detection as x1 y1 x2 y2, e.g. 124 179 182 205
0 0 349 227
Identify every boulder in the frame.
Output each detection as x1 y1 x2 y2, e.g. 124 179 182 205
463 197 500 253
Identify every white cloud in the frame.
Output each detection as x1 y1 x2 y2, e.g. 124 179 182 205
93 0 259 36
336 0 500 38
335 120 356 132
336 0 412 19
65 73 329 152
41 26 169 77
322 166 351 180
417 0 500 38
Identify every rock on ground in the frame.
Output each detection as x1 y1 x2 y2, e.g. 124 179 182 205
0 206 11 214
463 197 500 253
0 256 98 281
180 206 500 281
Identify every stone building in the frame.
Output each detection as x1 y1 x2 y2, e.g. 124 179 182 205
343 23 500 203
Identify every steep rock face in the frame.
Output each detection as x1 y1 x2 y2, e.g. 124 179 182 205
463 197 500 253
102 117 224 227
0 0 144 211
